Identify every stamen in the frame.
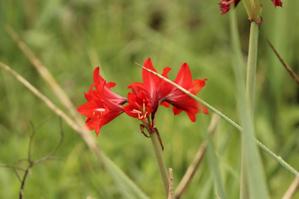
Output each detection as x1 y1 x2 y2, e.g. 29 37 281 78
95 108 106 112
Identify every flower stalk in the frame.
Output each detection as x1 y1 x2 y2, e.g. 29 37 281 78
241 22 259 199
150 129 169 194
246 22 259 110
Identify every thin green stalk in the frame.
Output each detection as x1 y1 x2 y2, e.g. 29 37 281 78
150 132 169 194
246 22 259 110
229 8 269 198
229 10 250 199
245 21 269 199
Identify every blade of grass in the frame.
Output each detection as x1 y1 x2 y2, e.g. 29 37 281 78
267 39 299 85
137 63 299 178
0 62 149 199
230 10 270 199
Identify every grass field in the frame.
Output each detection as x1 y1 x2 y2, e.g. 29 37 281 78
0 0 298 198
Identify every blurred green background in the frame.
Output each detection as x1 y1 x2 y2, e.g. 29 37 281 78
0 0 298 198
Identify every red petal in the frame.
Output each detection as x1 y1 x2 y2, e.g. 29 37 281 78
199 104 209 114
187 111 196 122
163 62 207 122
272 0 282 7
173 106 183 115
77 67 126 135
191 79 207 94
106 82 116 88
174 63 193 88
161 101 170 107
219 0 241 14
162 67 171 77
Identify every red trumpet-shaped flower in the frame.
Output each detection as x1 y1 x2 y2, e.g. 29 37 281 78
78 59 208 136
163 63 208 122
124 86 152 120
124 58 208 126
219 0 282 14
124 58 172 125
219 0 241 14
272 0 282 7
77 67 126 135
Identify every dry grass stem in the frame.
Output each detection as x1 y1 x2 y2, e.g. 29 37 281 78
5 26 82 122
175 114 220 199
5 26 103 159
168 168 174 199
282 177 299 199
0 62 81 134
267 39 299 85
0 60 101 158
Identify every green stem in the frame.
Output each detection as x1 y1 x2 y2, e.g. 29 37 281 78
230 10 269 198
244 21 269 199
150 131 169 194
246 22 259 110
241 21 259 199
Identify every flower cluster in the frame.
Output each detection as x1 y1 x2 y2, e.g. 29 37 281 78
78 58 208 135
219 0 283 14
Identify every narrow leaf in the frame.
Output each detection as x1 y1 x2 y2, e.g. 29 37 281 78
229 10 269 199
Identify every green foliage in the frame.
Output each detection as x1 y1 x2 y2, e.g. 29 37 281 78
0 0 298 198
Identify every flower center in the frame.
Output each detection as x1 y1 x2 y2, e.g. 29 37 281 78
131 101 149 120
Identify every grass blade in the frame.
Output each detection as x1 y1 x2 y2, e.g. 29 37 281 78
230 10 269 199
267 39 299 85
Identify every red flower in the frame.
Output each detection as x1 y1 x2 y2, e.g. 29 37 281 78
272 0 282 7
124 58 172 124
219 0 282 14
124 86 152 120
219 0 241 14
78 59 208 136
163 63 208 122
77 67 126 135
124 58 208 125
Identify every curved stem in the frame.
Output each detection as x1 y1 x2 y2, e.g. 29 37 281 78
19 162 33 199
150 131 169 194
